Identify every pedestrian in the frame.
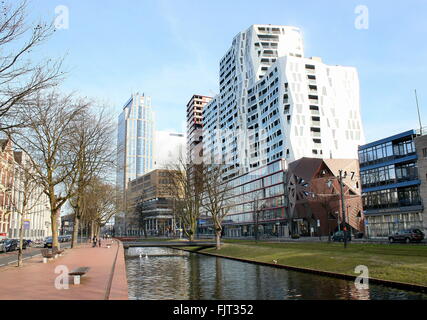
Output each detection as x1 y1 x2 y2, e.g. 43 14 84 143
92 236 97 248
98 237 102 248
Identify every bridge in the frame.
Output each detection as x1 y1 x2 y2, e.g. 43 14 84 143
121 241 217 249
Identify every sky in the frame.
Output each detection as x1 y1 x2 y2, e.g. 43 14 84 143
26 0 427 143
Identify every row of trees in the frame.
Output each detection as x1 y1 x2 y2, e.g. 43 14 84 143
0 1 117 265
165 157 233 249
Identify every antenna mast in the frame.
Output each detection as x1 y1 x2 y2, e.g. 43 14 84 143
415 89 422 135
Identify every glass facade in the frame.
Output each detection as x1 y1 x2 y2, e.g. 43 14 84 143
362 186 421 210
200 159 288 237
358 138 415 166
361 163 417 189
117 94 155 191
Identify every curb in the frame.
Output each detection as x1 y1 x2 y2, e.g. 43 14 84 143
104 239 121 300
175 247 427 294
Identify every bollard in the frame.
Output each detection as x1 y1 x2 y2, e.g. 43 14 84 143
43 257 47 263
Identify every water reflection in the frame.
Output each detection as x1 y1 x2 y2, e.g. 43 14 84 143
125 247 427 300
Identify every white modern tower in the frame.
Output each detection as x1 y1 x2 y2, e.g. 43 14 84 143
203 24 365 180
117 93 155 193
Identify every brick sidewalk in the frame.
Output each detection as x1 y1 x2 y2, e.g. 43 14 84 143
0 240 128 300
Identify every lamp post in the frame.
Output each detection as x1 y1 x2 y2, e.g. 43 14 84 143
254 202 260 243
338 170 348 249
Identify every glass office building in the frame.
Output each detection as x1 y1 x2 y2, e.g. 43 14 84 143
358 130 425 237
117 93 155 193
199 159 288 237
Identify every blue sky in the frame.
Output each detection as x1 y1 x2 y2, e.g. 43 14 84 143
27 0 427 142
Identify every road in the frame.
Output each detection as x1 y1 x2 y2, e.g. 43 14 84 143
0 243 71 268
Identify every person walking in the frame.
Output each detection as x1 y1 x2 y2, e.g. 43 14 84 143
92 236 97 248
98 237 102 248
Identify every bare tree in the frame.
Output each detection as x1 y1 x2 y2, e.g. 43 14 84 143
80 178 117 240
201 164 232 249
165 156 203 241
68 107 116 248
0 0 64 130
134 190 149 239
9 91 89 249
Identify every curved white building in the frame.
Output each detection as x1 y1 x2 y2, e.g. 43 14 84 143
203 24 365 180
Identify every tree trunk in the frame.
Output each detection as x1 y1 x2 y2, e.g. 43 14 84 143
215 230 221 250
71 214 79 248
51 208 60 250
18 213 25 267
89 220 94 241
188 232 194 242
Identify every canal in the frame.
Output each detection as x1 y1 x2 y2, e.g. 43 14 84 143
125 247 427 300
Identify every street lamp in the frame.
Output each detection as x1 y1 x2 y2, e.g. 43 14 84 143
338 170 349 249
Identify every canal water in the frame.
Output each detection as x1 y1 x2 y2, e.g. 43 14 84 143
125 247 427 300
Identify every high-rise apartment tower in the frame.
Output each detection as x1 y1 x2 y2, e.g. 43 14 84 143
203 24 365 180
186 95 212 164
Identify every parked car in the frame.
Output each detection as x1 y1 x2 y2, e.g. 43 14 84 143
59 235 71 242
11 239 27 250
0 239 6 253
44 237 53 248
332 231 352 242
355 232 364 239
388 229 425 243
4 239 18 252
